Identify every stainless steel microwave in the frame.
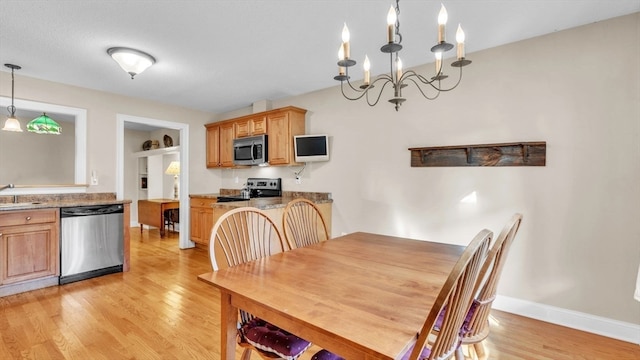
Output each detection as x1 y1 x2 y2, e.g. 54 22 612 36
233 134 268 166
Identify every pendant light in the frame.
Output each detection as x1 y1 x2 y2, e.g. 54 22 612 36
27 112 62 135
2 64 23 132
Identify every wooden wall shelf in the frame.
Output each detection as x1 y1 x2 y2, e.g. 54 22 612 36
409 142 546 167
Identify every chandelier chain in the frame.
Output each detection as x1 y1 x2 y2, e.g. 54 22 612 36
395 0 402 45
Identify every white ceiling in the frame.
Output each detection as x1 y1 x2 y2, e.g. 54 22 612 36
1 1 638 115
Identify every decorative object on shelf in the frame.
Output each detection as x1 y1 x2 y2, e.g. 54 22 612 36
151 140 160 149
334 0 472 111
107 47 156 79
2 63 23 132
142 140 152 151
27 112 62 135
140 176 148 190
409 142 546 167
165 161 180 199
163 134 173 147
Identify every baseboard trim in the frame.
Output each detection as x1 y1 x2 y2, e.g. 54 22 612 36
493 295 640 344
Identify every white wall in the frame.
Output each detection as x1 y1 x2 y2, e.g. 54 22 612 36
217 14 640 326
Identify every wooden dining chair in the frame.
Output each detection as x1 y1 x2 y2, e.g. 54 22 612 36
282 198 329 249
457 213 523 360
209 207 311 360
312 229 492 360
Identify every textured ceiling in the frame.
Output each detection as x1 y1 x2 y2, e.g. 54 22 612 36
1 0 638 115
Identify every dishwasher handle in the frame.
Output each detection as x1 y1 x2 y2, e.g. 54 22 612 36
61 204 124 218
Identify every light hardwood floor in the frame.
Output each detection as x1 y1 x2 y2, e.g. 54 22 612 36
1 228 638 359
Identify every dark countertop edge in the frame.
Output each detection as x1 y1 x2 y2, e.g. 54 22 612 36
0 199 132 212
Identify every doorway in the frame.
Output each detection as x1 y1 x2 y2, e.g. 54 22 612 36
115 114 193 249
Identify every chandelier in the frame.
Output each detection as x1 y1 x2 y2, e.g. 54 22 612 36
334 0 472 111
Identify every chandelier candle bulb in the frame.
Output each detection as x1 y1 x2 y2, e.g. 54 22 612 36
396 57 403 82
387 6 397 43
338 45 346 75
342 23 350 59
437 4 448 43
363 55 371 85
456 24 465 59
435 52 442 74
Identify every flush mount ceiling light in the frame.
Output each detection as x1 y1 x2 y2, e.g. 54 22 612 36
27 112 62 135
2 63 23 132
334 0 472 111
107 47 156 79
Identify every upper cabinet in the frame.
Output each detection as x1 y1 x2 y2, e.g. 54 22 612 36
235 115 267 138
205 106 306 168
267 107 306 166
206 122 236 168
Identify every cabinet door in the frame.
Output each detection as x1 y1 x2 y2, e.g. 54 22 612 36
200 208 214 245
267 112 290 165
0 223 59 285
251 116 267 135
219 122 236 167
235 120 250 138
190 206 203 243
206 124 220 168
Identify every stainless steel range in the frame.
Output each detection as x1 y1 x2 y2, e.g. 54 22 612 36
216 178 282 203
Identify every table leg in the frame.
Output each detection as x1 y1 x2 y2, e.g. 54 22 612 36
220 292 238 360
160 221 165 237
140 225 143 234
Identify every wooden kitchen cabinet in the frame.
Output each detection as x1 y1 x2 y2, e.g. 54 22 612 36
190 196 216 245
267 107 306 165
205 124 220 168
0 209 59 286
206 122 235 168
205 106 306 168
235 115 266 138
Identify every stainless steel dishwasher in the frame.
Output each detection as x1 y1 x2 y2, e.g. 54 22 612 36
60 204 124 285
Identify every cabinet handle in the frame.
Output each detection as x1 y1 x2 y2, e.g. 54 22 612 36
25 216 32 221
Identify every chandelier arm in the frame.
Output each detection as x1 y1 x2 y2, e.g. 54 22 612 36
365 80 394 107
403 70 437 86
404 77 441 100
433 66 465 92
340 76 393 102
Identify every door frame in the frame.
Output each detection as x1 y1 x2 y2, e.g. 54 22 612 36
115 114 193 249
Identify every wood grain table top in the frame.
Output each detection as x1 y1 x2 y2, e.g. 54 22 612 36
198 231 465 359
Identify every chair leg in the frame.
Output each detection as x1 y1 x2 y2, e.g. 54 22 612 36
455 345 465 360
240 348 252 360
473 342 488 360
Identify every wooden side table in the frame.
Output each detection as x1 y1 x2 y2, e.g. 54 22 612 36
138 199 179 237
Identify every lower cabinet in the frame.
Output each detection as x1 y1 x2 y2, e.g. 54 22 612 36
0 209 59 286
189 197 216 245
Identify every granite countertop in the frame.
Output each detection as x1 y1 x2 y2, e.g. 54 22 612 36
212 196 332 211
189 193 220 199
190 190 333 211
0 193 131 212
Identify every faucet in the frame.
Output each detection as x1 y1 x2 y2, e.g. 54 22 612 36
0 184 17 203
0 183 14 192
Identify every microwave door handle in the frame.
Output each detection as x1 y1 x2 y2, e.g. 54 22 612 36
251 143 256 162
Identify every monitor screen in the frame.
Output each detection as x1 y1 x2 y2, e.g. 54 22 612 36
294 135 329 162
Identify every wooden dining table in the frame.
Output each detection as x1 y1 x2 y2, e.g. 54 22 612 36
197 231 465 360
